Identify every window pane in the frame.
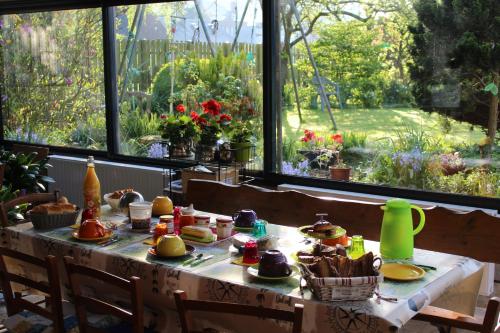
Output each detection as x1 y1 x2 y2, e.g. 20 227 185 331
115 1 263 168
277 0 499 198
1 9 106 149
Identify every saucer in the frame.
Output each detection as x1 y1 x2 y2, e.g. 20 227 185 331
147 245 195 259
72 230 113 242
247 264 300 280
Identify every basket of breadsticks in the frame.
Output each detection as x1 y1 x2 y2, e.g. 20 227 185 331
297 244 382 301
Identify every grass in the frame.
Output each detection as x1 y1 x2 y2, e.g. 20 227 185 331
282 106 486 147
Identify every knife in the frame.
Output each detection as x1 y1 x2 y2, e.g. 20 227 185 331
190 255 214 266
99 237 119 247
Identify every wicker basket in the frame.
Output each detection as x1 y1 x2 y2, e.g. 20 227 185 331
29 209 81 230
299 263 383 301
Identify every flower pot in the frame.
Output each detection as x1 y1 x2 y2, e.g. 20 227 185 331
329 166 351 181
169 140 192 158
218 142 233 163
195 144 216 162
231 142 253 163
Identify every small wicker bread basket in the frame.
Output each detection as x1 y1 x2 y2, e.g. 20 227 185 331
299 263 383 301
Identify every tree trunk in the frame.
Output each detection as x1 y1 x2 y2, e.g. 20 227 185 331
487 87 498 154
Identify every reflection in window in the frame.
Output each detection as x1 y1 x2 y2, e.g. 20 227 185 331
277 0 499 198
1 9 106 149
115 1 263 169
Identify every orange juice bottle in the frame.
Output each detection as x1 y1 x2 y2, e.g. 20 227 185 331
83 156 101 218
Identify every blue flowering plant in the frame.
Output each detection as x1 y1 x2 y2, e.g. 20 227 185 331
281 160 310 176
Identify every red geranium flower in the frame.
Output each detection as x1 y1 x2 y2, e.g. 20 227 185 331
219 114 232 122
176 104 185 113
160 114 166 119
331 133 343 144
190 111 199 120
201 99 221 116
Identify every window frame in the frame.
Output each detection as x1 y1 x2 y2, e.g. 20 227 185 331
1 0 499 211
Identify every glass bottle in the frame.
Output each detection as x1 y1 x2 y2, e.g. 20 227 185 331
83 156 101 218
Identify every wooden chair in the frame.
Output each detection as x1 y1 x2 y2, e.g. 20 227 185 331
0 247 65 332
0 191 60 227
12 143 49 162
174 290 304 333
63 256 144 333
414 298 500 333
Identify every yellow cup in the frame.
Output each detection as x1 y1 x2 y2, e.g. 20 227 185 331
152 196 173 216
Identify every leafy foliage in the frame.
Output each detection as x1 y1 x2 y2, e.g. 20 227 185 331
0 150 54 193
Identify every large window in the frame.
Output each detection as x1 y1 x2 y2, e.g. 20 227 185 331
1 9 106 149
276 0 499 199
114 1 263 167
0 1 498 207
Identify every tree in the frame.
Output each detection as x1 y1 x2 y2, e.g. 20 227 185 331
409 0 499 150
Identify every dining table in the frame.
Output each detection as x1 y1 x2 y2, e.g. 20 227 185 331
1 205 484 333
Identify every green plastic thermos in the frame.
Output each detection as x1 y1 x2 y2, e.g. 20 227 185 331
379 199 425 259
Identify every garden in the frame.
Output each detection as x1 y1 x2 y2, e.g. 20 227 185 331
0 0 498 198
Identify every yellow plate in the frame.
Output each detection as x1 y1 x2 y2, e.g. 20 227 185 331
380 263 425 281
72 230 113 242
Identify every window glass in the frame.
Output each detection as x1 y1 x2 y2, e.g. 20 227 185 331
115 1 263 168
277 0 499 198
1 9 106 149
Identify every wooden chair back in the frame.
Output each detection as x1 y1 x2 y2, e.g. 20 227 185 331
0 191 60 227
63 256 144 333
12 143 49 162
186 180 500 263
0 247 64 332
174 290 303 333
415 297 500 333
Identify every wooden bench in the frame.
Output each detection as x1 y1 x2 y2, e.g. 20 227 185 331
186 179 500 332
186 179 500 263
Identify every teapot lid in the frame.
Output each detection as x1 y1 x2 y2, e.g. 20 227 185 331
181 203 195 215
385 198 410 209
315 213 330 224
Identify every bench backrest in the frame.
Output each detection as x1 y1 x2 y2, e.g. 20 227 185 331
186 180 500 263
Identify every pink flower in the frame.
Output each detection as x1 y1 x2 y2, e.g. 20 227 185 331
64 77 73 86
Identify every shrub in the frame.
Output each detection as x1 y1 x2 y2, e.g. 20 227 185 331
69 115 107 149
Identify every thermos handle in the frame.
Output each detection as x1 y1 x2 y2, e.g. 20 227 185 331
410 205 425 235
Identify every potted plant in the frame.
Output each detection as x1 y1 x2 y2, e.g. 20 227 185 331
230 122 254 163
297 130 329 162
158 105 198 158
0 150 55 193
192 99 232 162
328 134 351 181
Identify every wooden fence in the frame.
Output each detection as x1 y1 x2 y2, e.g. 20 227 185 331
116 40 263 93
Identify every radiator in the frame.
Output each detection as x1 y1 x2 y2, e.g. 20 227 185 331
47 155 166 206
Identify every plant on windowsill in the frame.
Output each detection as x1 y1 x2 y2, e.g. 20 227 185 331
327 134 351 181
191 99 232 162
229 122 255 163
158 104 198 158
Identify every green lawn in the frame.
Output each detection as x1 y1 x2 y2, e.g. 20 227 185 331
282 106 485 146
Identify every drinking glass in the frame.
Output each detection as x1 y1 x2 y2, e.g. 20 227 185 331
252 220 267 238
348 235 365 259
129 202 153 230
242 240 259 264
